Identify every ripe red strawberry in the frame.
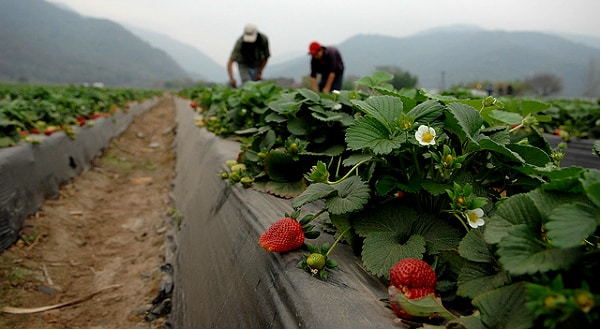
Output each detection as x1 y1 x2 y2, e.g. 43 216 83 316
88 113 102 120
76 116 86 126
389 258 437 318
44 126 58 136
259 217 305 252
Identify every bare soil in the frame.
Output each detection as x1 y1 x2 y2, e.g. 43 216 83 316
0 95 177 328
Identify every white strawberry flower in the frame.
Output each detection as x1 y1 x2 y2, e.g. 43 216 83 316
415 125 436 146
465 208 485 228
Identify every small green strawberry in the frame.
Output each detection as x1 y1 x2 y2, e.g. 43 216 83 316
259 217 305 253
306 253 326 271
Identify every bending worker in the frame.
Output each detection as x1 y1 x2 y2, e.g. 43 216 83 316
227 23 270 88
308 41 345 93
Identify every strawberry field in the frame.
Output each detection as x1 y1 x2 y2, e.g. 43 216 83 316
0 84 162 251
178 73 600 328
0 79 598 328
0 83 162 147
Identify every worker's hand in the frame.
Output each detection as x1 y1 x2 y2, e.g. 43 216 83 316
256 72 262 81
230 78 237 88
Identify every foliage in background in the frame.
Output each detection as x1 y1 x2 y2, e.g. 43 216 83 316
0 84 162 147
180 73 599 328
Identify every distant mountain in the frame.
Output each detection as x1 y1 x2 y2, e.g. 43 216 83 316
0 0 189 88
125 25 225 83
266 27 599 97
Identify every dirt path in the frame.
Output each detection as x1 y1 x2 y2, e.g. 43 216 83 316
0 95 177 328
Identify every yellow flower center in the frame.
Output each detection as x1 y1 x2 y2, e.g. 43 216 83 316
468 212 479 222
421 131 434 143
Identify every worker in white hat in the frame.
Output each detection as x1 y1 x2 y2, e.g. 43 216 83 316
227 23 270 88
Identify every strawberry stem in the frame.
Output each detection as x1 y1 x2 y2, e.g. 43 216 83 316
325 227 351 257
328 158 371 185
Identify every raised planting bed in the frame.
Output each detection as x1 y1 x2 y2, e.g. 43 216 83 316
0 97 160 251
170 97 397 328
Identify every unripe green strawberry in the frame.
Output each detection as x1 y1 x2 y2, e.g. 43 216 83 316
306 253 326 270
228 171 241 182
240 176 253 188
259 217 305 253
288 143 298 154
225 160 238 169
230 163 246 174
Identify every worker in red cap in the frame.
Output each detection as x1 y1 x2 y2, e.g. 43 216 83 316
227 23 270 88
308 41 345 93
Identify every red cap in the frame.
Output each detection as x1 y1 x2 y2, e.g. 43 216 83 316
308 41 321 55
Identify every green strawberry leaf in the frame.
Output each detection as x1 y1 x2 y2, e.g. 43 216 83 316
311 109 354 125
292 182 337 209
362 234 426 279
353 204 462 279
444 102 483 142
346 116 405 154
355 71 394 89
264 149 305 182
497 224 581 275
388 287 456 320
287 117 309 136
503 98 551 117
477 137 525 163
488 109 523 125
406 99 445 125
507 144 550 167
580 168 600 208
297 88 320 103
351 95 403 133
484 193 542 245
457 261 512 299
458 228 495 263
256 180 306 199
325 176 371 214
545 202 599 248
472 282 534 329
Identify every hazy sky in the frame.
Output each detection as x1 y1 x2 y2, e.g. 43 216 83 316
47 0 600 65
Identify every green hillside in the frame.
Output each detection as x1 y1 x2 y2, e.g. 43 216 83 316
267 26 599 97
0 0 189 88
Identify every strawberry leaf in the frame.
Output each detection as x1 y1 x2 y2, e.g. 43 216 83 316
292 182 337 209
497 224 581 275
345 116 405 155
545 202 598 248
325 176 371 214
472 282 533 329
444 102 484 142
388 286 456 320
255 180 306 199
456 261 511 299
354 204 463 279
458 228 495 263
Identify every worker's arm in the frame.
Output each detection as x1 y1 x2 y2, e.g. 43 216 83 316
227 59 236 88
310 77 318 92
321 72 336 93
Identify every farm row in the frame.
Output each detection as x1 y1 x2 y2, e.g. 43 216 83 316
0 84 162 147
178 73 599 328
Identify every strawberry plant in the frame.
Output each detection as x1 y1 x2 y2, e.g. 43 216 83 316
0 84 162 147
185 74 599 328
